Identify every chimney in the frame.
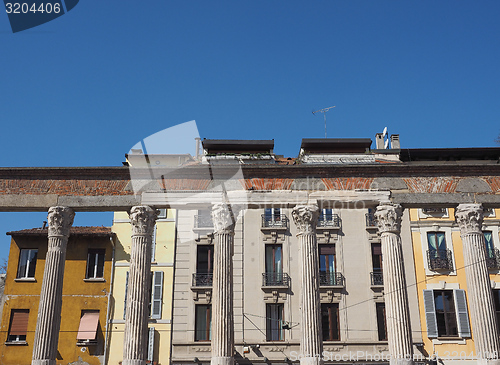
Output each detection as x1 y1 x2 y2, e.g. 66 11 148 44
375 133 384 149
390 134 400 149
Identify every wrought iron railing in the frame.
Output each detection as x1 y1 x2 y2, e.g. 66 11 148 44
261 214 288 229
319 271 345 286
370 271 384 286
262 272 290 287
427 249 453 271
486 248 500 269
317 214 341 228
192 273 213 287
365 213 377 228
194 214 213 229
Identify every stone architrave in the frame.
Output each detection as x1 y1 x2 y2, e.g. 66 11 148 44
123 206 158 365
455 204 500 365
32 206 75 365
375 202 413 365
211 203 236 365
292 205 323 365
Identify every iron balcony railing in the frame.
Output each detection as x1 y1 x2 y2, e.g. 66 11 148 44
486 248 500 269
192 273 213 287
194 215 213 229
261 214 288 229
262 272 290 287
427 249 454 271
319 271 345 287
365 213 377 228
317 213 341 228
370 271 384 286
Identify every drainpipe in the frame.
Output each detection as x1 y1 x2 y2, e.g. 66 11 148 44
103 235 116 365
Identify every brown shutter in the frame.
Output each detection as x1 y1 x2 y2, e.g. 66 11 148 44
319 245 335 255
9 310 29 336
372 244 382 255
77 311 100 340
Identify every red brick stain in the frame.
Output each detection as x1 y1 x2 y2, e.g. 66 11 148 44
485 177 500 192
322 178 373 190
242 178 294 190
160 179 212 191
0 179 133 195
402 177 458 193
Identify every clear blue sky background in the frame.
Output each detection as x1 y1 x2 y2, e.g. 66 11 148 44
1 1 500 261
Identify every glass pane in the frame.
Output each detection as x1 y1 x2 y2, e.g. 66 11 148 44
197 246 213 274
427 232 437 251
96 251 105 278
437 233 446 250
484 231 494 257
195 305 210 341
17 250 29 278
87 251 96 278
27 250 37 277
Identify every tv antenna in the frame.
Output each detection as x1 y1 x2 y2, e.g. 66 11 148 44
312 105 335 138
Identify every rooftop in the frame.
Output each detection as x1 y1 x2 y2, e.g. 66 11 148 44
7 226 113 237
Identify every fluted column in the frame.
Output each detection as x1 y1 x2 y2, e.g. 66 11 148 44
375 203 413 365
123 206 158 365
456 204 500 365
292 205 323 365
32 206 75 365
211 203 236 365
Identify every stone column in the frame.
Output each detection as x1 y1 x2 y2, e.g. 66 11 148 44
455 204 500 365
32 206 75 365
375 203 413 365
123 206 157 365
292 205 323 365
211 203 236 365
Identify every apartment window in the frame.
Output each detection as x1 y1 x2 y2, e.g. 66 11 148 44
265 245 282 284
266 304 284 341
372 243 382 272
427 232 452 270
319 245 336 285
124 271 163 320
423 289 470 338
321 303 340 341
193 245 214 286
157 209 167 219
265 208 281 220
376 303 387 341
86 249 105 279
195 305 212 341
17 249 37 278
76 310 99 343
7 309 29 342
484 231 495 257
493 289 500 334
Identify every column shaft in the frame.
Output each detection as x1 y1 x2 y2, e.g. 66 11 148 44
292 205 323 365
32 206 74 365
456 204 500 364
375 203 413 365
211 203 235 365
123 206 157 365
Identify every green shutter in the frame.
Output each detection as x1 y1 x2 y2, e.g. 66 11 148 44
151 271 163 319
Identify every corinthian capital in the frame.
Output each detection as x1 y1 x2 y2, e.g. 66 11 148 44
211 203 236 234
455 203 483 235
47 206 75 237
375 202 403 234
129 206 158 236
292 205 319 235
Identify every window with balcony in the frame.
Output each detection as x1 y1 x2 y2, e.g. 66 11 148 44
17 249 37 279
484 231 500 269
86 249 105 279
366 208 377 228
319 245 343 286
263 245 287 286
318 209 340 228
423 289 470 338
195 305 212 341
321 303 340 341
193 245 214 286
376 303 387 341
371 243 383 285
7 309 29 342
262 208 287 229
427 232 453 271
266 303 284 341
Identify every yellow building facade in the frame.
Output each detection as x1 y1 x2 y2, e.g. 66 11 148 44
0 227 114 365
411 207 500 363
107 208 176 365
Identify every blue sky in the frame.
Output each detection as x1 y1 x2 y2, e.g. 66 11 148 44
1 1 500 261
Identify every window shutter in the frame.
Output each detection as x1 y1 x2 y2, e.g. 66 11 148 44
147 326 155 362
454 289 471 338
123 271 129 320
151 271 163 319
9 310 29 336
423 289 438 338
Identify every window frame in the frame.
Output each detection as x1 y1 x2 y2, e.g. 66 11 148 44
376 302 387 341
266 303 284 341
7 309 29 343
321 303 340 341
16 249 38 279
85 248 105 279
194 304 212 342
418 226 456 276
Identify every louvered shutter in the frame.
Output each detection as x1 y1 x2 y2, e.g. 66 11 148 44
454 289 471 338
123 271 129 320
147 326 155 362
9 310 29 336
423 290 438 338
151 271 163 319
151 225 157 262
